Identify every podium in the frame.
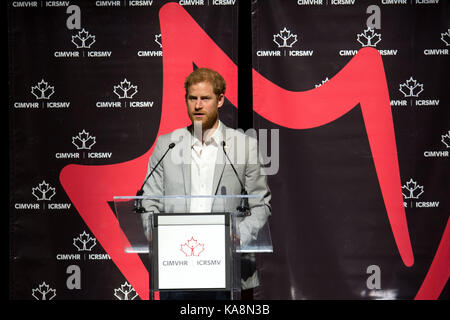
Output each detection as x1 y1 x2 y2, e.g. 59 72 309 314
113 194 272 300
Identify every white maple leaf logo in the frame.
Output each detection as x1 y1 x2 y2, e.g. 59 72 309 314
155 34 162 48
180 236 205 257
113 79 138 99
357 27 381 47
273 27 298 48
441 29 450 46
441 131 450 148
31 79 54 100
71 28 96 49
114 282 138 300
402 179 424 200
32 282 56 300
399 77 424 98
72 129 96 150
32 180 56 201
73 231 97 251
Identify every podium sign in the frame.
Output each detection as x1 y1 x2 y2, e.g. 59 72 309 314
113 194 272 299
154 213 231 290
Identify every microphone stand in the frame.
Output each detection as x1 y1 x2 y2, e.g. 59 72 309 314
222 141 251 216
133 142 175 213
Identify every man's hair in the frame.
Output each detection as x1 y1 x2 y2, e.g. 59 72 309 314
184 68 226 98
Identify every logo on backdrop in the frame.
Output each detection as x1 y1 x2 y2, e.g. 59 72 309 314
357 27 381 47
256 26 314 57
180 236 205 257
114 79 138 99
402 179 424 200
402 178 440 209
423 29 450 56
14 180 71 212
96 78 154 109
178 0 238 6
32 282 56 300
273 28 298 48
54 129 113 160
72 130 97 150
31 79 54 100
399 77 423 97
441 29 450 46
390 76 440 107
155 34 162 48
339 26 398 57
32 181 56 201
423 130 450 158
137 33 163 57
12 79 70 109
73 231 97 251
442 131 450 148
54 26 112 58
56 231 110 261
71 28 95 49
114 282 138 300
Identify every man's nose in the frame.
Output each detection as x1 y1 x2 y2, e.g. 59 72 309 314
195 99 203 109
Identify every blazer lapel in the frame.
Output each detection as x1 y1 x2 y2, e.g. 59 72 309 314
181 127 192 196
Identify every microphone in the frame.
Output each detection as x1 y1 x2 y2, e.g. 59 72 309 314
134 142 176 213
221 141 250 216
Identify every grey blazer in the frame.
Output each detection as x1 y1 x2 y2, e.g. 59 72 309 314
141 122 271 289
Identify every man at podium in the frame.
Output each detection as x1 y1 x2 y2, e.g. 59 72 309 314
140 68 271 300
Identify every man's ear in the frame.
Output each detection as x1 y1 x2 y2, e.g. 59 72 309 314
217 94 225 108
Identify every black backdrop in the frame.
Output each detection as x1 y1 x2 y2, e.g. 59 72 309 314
8 0 449 300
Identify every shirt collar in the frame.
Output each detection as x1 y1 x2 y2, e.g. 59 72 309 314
192 120 223 148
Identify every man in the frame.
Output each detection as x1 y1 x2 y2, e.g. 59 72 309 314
141 68 271 299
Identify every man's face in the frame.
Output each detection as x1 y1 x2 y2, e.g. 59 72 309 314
186 81 224 132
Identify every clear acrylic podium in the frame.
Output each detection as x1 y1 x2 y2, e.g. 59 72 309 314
113 194 272 300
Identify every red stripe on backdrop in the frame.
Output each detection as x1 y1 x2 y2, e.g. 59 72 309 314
253 47 414 268
415 217 450 300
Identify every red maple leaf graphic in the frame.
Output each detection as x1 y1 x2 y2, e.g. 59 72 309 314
181 237 205 257
59 2 449 301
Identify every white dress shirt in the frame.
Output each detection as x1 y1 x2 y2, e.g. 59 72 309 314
189 121 223 213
